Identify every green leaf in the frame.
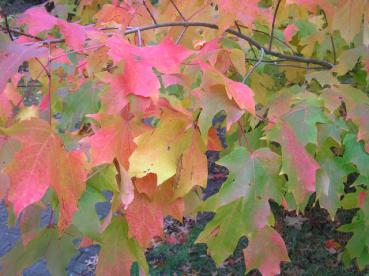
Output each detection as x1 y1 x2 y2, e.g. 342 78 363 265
196 198 273 265
96 216 148 275
87 164 119 193
343 134 369 177
215 146 283 206
316 147 353 218
1 228 77 276
72 186 106 240
58 81 101 131
283 95 329 146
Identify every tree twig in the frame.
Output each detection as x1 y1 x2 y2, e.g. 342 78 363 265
169 0 186 21
321 10 336 65
142 0 158 25
3 14 14 41
243 48 265 82
269 0 282 51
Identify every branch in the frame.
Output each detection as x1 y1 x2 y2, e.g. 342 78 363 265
2 21 334 69
243 48 265 82
142 1 158 25
321 10 336 65
269 0 282 51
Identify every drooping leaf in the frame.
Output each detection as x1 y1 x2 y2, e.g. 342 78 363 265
316 147 353 218
197 197 273 265
1 227 77 276
72 186 106 240
82 114 137 169
0 40 47 94
192 87 244 142
96 216 148 276
125 192 164 247
129 109 191 184
243 226 290 276
174 128 208 198
1 118 87 230
275 122 320 205
215 146 283 206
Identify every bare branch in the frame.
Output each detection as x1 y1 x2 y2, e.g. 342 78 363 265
321 10 336 65
243 48 265 83
169 0 186 21
142 1 158 25
269 0 282 51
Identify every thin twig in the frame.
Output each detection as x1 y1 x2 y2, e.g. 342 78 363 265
169 0 186 21
137 28 142 47
269 0 282 51
175 26 188 44
321 10 336 65
253 29 295 54
4 14 14 41
47 43 52 125
142 0 158 25
236 22 295 54
243 48 265 83
237 121 251 151
0 25 42 40
235 21 257 58
34 58 50 77
169 0 188 44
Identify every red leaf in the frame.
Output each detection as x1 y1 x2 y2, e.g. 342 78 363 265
244 226 290 276
57 20 86 51
284 24 298 42
0 41 47 94
125 193 163 247
280 122 320 204
82 115 137 170
17 7 57 36
2 118 86 231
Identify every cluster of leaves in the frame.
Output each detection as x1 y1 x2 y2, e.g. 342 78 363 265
0 0 368 275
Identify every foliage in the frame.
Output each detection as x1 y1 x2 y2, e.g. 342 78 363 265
0 0 368 275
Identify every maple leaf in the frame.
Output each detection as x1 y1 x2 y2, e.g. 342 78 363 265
94 3 133 29
0 40 47 95
270 122 320 205
243 226 290 276
72 186 106 240
96 216 148 276
1 228 77 276
282 95 329 146
215 0 270 31
174 128 208 198
17 7 86 50
125 192 164 247
284 24 298 42
316 147 353 218
57 20 87 51
1 118 86 231
192 87 244 142
82 114 137 169
197 197 273 265
106 36 192 101
323 85 369 152
199 62 255 114
17 7 57 36
129 109 191 184
332 0 366 43
136 174 184 214
215 147 283 207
